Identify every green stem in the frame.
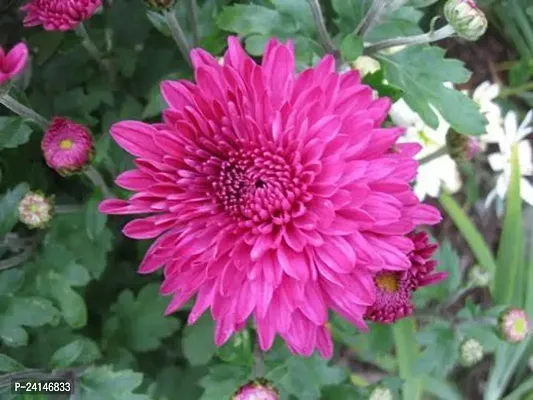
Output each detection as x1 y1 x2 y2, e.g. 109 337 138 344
355 0 406 38
84 165 113 199
75 23 116 82
418 146 448 165
189 0 200 46
509 0 533 54
55 204 84 214
499 82 533 98
253 345 264 378
0 94 49 129
364 25 456 56
393 318 423 400
306 0 337 55
163 10 192 67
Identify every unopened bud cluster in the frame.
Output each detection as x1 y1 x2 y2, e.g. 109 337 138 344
18 192 53 229
446 129 481 163
444 0 488 41
460 338 483 366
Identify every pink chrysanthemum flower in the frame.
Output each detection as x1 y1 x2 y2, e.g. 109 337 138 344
99 37 441 357
365 231 446 323
0 43 29 86
41 117 94 176
21 0 101 31
499 308 530 343
233 380 278 400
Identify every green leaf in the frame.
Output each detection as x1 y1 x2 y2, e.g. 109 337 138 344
494 144 524 306
393 318 423 400
104 284 181 352
331 0 371 29
0 268 25 296
50 339 85 369
439 192 498 281
217 5 282 36
265 352 347 399
0 354 25 372
422 377 462 400
0 183 29 236
414 320 459 378
366 7 424 42
182 313 217 366
379 46 487 135
80 365 149 400
142 85 166 120
340 33 363 62
216 329 253 366
85 193 107 241
0 117 33 150
199 364 250 400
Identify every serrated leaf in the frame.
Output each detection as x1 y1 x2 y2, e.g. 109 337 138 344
216 329 253 366
105 284 181 352
0 354 25 372
0 183 29 236
50 339 85 369
217 5 282 36
43 272 87 329
199 364 250 400
414 320 459 378
0 117 33 150
79 365 149 400
340 33 363 61
379 46 487 135
182 313 217 366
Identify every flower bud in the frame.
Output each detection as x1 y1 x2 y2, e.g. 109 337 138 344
233 379 278 400
369 387 393 400
468 265 490 287
41 117 94 177
352 56 381 77
498 308 530 343
446 129 481 163
18 191 53 229
444 0 488 41
460 338 483 366
143 0 176 10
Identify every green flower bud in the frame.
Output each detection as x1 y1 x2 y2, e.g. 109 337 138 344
18 191 54 229
444 0 488 41
468 265 490 287
369 387 393 400
446 129 481 163
143 0 176 10
460 338 483 366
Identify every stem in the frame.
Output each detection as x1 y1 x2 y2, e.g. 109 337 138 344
188 0 200 46
163 10 192 67
0 94 49 129
364 25 456 56
356 0 406 38
499 82 533 98
75 23 115 82
306 0 337 55
418 146 448 165
84 165 113 199
55 204 84 214
253 346 264 378
0 234 41 272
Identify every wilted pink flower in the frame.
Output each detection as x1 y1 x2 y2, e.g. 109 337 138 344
366 231 446 323
233 380 278 400
21 0 101 31
41 117 94 176
0 43 29 86
99 37 441 357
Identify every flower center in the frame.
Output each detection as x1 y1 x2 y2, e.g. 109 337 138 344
59 139 74 150
210 147 305 225
513 318 527 335
375 272 400 293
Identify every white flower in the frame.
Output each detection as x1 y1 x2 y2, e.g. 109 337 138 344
18 192 53 229
352 55 380 77
471 81 505 146
486 110 533 214
390 98 461 200
369 387 393 400
460 338 484 366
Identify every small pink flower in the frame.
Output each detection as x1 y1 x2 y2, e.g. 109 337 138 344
0 43 29 86
18 191 53 229
41 117 94 176
99 37 441 358
21 0 101 31
499 308 530 343
366 231 446 323
233 380 278 400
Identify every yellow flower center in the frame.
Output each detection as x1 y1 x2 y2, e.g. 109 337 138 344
513 318 527 334
30 204 39 212
59 139 74 150
375 273 399 293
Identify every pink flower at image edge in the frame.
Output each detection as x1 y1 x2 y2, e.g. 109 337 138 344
0 43 29 86
99 36 443 358
21 0 102 31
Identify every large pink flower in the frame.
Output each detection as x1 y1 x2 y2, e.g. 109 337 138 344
99 37 441 358
21 0 101 31
0 43 29 86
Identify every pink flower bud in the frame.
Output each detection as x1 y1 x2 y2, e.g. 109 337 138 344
233 380 278 400
499 308 530 344
41 117 94 176
21 0 101 31
18 191 53 229
0 43 29 86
